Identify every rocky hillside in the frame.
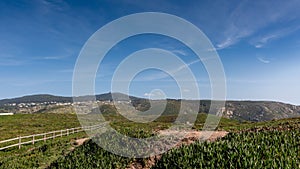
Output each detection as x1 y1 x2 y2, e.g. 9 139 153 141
222 101 300 121
1 93 299 121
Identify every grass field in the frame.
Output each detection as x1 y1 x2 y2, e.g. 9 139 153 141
0 113 81 140
49 117 300 169
154 130 300 169
0 111 299 168
0 132 87 169
0 113 86 169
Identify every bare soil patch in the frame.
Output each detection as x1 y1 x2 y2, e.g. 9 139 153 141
74 138 89 146
127 130 228 169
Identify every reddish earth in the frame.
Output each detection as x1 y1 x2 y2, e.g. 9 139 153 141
69 137 90 151
68 131 228 169
127 130 229 169
74 138 89 146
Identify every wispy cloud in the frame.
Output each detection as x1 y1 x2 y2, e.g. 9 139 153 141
251 25 300 48
175 59 200 72
257 57 271 64
39 0 68 12
0 60 25 66
40 47 75 60
171 50 188 56
137 59 201 81
254 34 278 48
216 37 242 50
215 0 300 49
0 55 26 66
43 56 65 60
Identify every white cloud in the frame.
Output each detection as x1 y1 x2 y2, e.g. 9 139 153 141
215 1 300 49
144 92 163 97
176 59 200 72
251 25 300 48
171 50 188 56
257 57 270 64
43 56 64 60
254 44 264 48
216 38 237 50
144 93 152 97
137 59 201 81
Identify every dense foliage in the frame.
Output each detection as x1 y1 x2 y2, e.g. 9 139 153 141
153 130 300 169
49 140 133 169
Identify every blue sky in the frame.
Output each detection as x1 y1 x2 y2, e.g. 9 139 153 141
1 0 300 105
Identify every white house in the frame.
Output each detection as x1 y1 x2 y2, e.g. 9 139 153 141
0 113 14 116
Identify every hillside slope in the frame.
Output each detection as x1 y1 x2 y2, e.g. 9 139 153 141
0 93 299 121
222 101 300 121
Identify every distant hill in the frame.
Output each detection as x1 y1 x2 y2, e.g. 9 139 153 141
199 100 300 121
0 93 139 105
0 94 72 105
0 93 299 121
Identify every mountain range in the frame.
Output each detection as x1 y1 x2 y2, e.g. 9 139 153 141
0 93 299 122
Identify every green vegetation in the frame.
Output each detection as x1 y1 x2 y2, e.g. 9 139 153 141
48 124 157 169
0 104 299 169
0 113 80 140
153 130 300 169
193 113 241 130
0 132 87 169
49 139 133 169
0 113 87 169
39 105 75 114
100 111 241 137
0 94 72 105
2 93 299 121
223 116 300 132
48 115 300 169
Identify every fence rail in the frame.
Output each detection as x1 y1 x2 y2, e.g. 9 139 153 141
0 124 103 151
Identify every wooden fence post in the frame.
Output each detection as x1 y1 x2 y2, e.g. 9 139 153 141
67 129 69 136
32 135 35 145
18 136 21 149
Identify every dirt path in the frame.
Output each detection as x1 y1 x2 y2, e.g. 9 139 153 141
69 137 90 151
158 130 228 144
127 130 228 169
74 138 90 146
68 131 228 169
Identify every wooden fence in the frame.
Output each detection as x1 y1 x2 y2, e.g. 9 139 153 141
0 125 103 151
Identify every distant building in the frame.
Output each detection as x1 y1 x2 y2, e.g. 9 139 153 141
0 113 14 116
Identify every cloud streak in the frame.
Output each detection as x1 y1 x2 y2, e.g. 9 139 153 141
215 0 300 49
136 59 201 81
0 55 26 66
171 49 188 56
257 57 270 64
251 25 300 48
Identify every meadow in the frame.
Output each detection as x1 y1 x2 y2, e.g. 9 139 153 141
0 111 299 168
0 113 81 140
